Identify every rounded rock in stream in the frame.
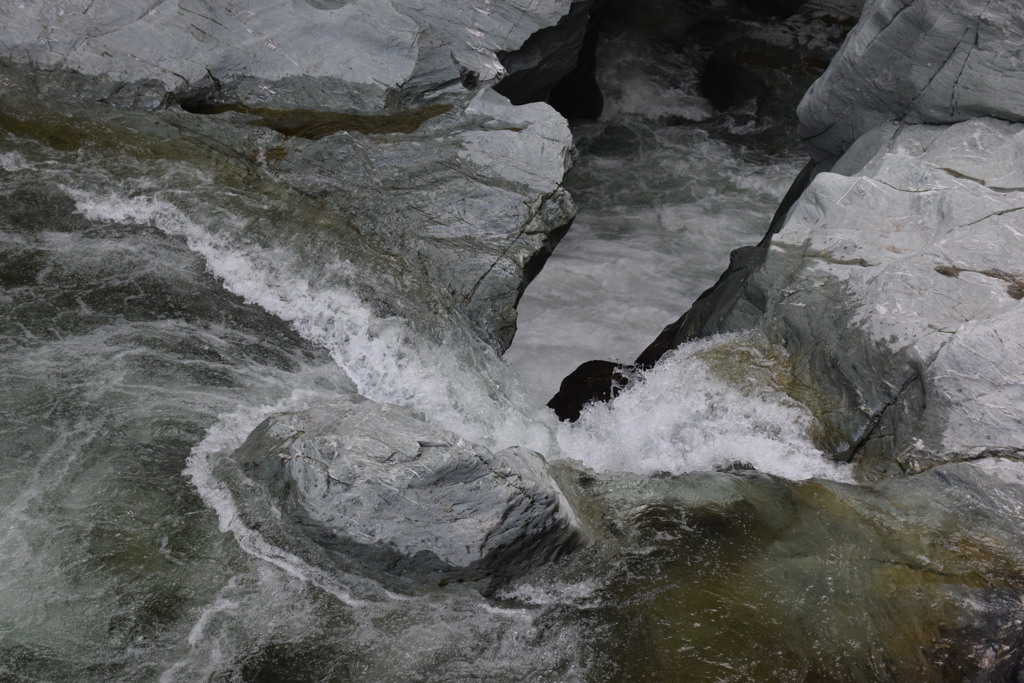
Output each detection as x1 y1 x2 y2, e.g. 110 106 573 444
231 396 588 592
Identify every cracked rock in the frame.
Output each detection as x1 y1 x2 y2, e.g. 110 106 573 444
0 1 579 351
228 395 588 591
712 118 1024 473
0 0 574 111
798 0 1024 162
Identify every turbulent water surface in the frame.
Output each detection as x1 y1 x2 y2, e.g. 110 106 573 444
3 4 1022 682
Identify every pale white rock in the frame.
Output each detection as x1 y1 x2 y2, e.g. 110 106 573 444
727 118 1024 471
0 0 574 110
798 0 1024 161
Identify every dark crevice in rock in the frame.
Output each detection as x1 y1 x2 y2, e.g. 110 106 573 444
546 18 604 120
177 100 453 139
901 449 1024 476
495 0 624 120
933 264 1024 299
861 0 915 53
546 157 820 423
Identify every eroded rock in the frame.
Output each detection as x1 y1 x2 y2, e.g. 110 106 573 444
0 0 575 111
799 0 1024 161
717 119 1024 472
229 395 588 591
0 0 581 350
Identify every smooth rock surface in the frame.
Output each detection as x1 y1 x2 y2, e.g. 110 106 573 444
0 0 574 111
719 119 1024 472
230 395 588 589
799 0 1024 161
263 87 576 349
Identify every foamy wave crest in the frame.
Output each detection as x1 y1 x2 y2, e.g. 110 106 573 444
63 185 551 451
556 336 852 482
183 395 380 607
0 151 32 172
605 77 714 121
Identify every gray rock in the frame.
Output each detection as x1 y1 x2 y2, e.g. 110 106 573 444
0 62 575 350
0 0 574 111
0 0 581 351
719 119 1024 473
799 0 1024 161
231 395 588 590
263 87 576 349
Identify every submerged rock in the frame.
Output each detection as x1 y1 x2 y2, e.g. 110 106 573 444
230 396 588 591
562 458 1024 680
699 0 864 125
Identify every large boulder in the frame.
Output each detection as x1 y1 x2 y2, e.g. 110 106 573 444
265 87 576 349
0 1 580 350
229 396 588 591
0 0 574 111
648 118 1024 474
799 0 1024 161
572 0 1024 473
730 118 1024 472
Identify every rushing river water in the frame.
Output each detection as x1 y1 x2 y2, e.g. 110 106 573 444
3 4 1024 682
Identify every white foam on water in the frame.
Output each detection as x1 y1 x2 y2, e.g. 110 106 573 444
607 75 714 121
555 336 853 482
495 579 604 609
0 150 31 172
507 129 804 404
63 184 552 452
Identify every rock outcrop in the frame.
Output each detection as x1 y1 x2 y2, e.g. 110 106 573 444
553 0 1024 476
0 0 574 111
0 0 581 350
726 118 1024 472
799 0 1024 161
228 395 588 591
701 0 1024 472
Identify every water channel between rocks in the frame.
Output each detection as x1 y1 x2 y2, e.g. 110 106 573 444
2 4 1024 682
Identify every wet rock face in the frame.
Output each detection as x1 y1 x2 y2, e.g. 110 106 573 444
265 87 576 350
722 118 1024 472
799 0 1024 161
547 359 632 422
232 396 588 591
0 1 581 351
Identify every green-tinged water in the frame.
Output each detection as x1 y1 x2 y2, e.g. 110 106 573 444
3 12 1024 678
